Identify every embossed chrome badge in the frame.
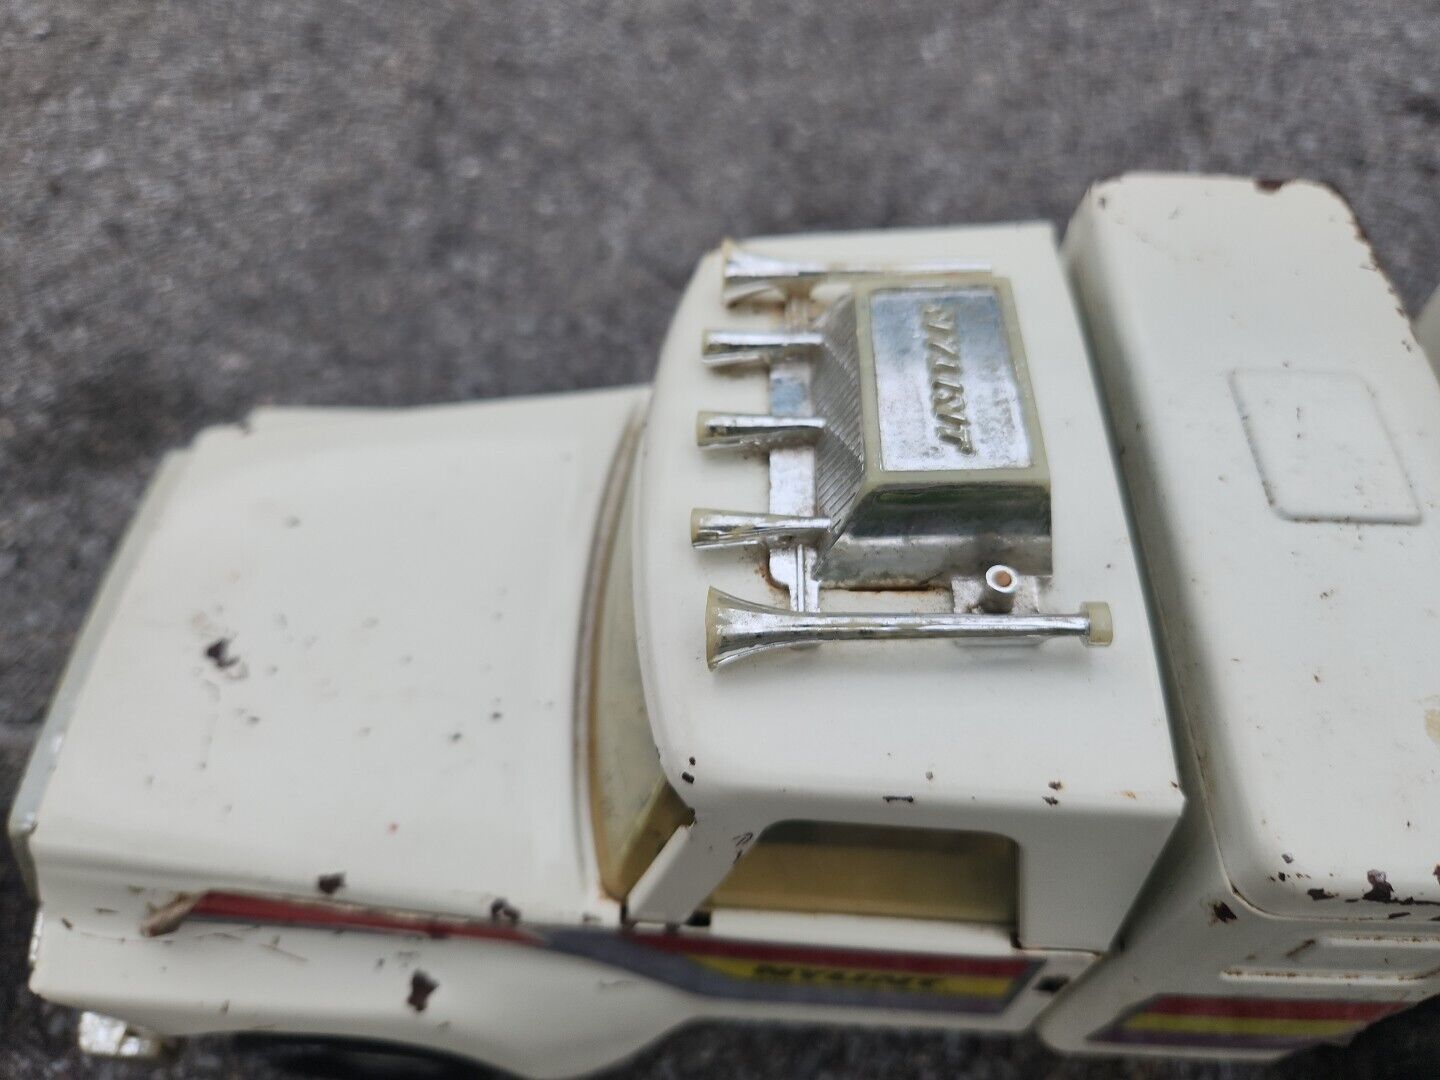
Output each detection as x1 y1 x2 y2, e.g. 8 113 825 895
868 287 1034 472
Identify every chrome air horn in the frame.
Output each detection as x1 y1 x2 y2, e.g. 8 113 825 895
705 588 1112 670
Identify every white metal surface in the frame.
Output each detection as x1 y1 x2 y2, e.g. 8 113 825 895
1066 175 1440 920
23 386 646 928
631 225 1183 949
1039 174 1440 1060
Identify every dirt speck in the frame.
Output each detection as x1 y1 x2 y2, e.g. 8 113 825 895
316 873 346 896
1042 795 1059 806
1282 853 1294 864
140 893 199 937
490 898 521 923
1308 887 1337 900
1048 780 1063 791
1210 901 1238 924
407 971 438 1012
882 795 914 804
1364 869 1395 902
1255 177 1290 193
204 638 239 670
680 771 695 784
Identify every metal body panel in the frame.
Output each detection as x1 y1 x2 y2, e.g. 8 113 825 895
1037 175 1440 1061
28 890 1090 1078
19 383 1090 1074
633 225 1183 949
23 387 648 929
1065 175 1440 921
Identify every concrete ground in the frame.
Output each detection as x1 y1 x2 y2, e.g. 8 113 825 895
2 1 1439 1076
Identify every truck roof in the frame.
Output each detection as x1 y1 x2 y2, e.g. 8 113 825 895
633 225 1184 951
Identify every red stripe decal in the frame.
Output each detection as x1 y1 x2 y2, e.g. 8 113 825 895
1143 995 1399 1022
191 892 537 945
627 931 1032 978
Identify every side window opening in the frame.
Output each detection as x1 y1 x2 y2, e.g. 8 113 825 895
588 476 691 899
707 821 1017 925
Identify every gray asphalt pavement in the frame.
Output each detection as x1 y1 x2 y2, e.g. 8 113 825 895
2 1 1439 1076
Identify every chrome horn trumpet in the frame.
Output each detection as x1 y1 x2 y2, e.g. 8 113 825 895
721 240 989 306
705 588 1112 670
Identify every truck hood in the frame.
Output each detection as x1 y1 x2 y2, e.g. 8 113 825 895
14 386 647 928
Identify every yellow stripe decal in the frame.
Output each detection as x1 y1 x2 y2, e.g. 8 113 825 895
688 955 1018 998
1124 1012 1360 1039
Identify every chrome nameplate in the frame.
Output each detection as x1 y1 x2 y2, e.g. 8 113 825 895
867 287 1033 472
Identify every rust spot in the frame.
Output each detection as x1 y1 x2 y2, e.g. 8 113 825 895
317 873 346 896
1048 780 1063 791
1364 870 1395 902
407 971 438 1012
1255 178 1290 193
490 898 521 923
1285 938 1315 960
140 894 199 937
882 795 915 804
1344 869 1440 908
204 638 239 670
1121 790 1137 800
1425 709 1440 748
1042 796 1059 806
1307 887 1336 901
1210 901 1238 924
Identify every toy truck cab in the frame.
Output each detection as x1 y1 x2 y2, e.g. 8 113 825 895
10 174 1440 1076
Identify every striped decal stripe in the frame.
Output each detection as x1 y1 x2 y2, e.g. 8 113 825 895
629 931 1034 979
190 892 538 945
1093 995 1401 1051
685 955 1020 999
179 891 1039 1016
1142 996 1397 1021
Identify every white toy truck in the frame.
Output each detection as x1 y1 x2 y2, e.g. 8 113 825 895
11 174 1440 1076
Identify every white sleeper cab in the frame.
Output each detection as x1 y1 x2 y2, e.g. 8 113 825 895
10 174 1440 1076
